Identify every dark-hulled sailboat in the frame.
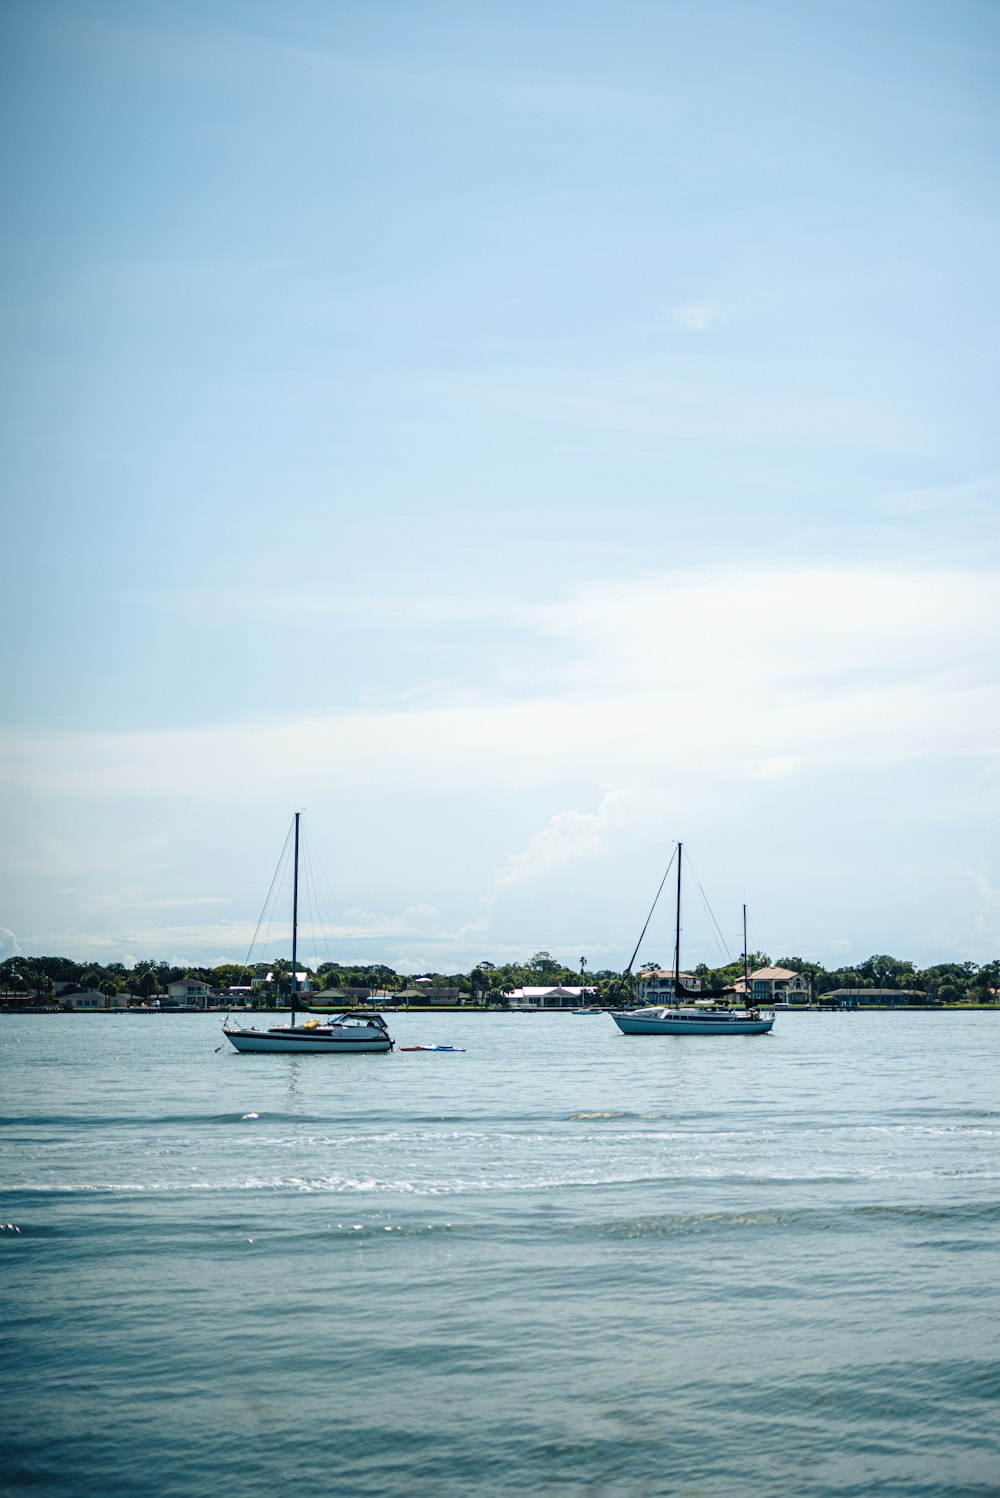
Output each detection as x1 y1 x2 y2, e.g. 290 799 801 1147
610 844 775 1036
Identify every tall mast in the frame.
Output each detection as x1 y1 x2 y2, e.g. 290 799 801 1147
743 903 749 1006
290 812 300 1019
673 842 683 999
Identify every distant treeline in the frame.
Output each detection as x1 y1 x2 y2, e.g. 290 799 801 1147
2 950 998 1006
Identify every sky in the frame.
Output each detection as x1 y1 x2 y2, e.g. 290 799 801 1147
1 0 998 977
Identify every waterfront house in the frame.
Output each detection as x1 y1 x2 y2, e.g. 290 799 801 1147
395 986 463 1005
503 985 598 1009
166 978 214 1009
634 970 701 1003
1 988 60 1012
61 990 142 1011
823 987 923 1008
750 967 811 1005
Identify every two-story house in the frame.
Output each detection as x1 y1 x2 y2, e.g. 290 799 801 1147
749 967 811 1006
634 970 702 1004
165 978 213 1009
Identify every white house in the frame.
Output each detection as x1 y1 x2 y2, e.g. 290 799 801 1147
166 978 213 1009
252 972 315 992
61 990 140 1011
503 985 598 1009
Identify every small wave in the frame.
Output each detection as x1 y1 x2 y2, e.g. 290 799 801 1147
569 1111 663 1121
0 1110 327 1130
852 1201 1000 1226
565 1198 1000 1243
750 1355 1000 1421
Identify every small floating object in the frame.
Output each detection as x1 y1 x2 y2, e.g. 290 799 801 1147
399 1044 466 1052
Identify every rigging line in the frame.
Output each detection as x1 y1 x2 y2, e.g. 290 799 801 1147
308 844 335 970
625 845 679 976
299 824 333 975
684 849 735 965
297 831 317 973
313 851 338 975
260 836 295 977
239 820 295 974
302 822 366 969
745 910 764 964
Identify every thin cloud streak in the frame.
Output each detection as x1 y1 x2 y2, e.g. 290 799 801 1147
2 565 996 800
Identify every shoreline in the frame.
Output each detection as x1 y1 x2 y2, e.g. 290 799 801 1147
3 1004 999 1016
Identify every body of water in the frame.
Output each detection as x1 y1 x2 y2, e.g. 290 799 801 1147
2 1010 998 1496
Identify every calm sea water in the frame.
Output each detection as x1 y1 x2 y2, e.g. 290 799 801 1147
2 1011 999 1497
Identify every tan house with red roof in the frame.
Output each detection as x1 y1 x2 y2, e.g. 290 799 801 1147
750 966 811 1005
635 969 702 1003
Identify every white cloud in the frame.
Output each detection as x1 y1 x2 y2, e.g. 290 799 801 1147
0 927 20 960
3 564 996 810
340 902 441 936
30 921 266 963
31 905 447 968
79 888 231 913
496 795 621 888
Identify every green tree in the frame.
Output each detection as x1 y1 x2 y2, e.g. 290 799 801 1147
823 967 873 995
595 965 638 1006
857 955 917 990
527 951 564 982
132 960 165 999
210 963 254 991
970 960 1000 1004
918 962 977 1003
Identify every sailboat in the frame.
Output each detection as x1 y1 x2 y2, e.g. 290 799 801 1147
610 844 774 1036
571 956 602 1012
223 814 395 1054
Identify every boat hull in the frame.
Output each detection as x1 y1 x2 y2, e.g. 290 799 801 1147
611 1009 774 1036
224 1024 393 1054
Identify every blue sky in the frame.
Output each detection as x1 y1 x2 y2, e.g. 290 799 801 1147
2 0 998 975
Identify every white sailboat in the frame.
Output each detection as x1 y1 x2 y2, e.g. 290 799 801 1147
610 845 774 1037
571 956 602 1012
223 814 395 1054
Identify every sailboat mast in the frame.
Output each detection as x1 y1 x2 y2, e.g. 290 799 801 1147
673 842 683 999
743 903 749 1005
290 812 300 1019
